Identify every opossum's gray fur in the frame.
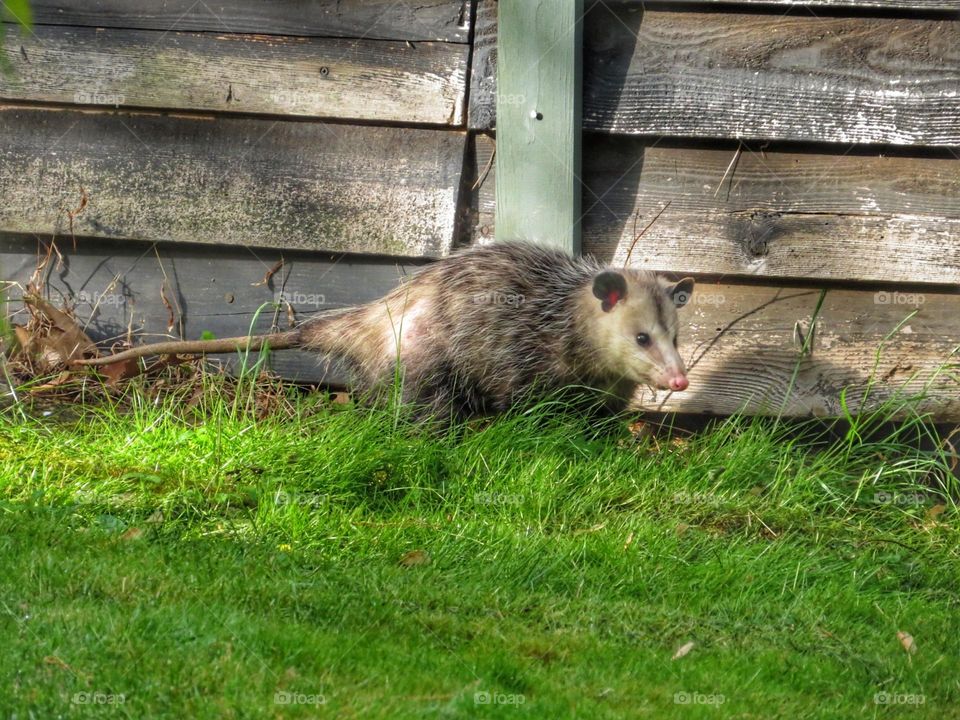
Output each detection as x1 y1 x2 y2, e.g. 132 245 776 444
298 241 693 418
81 241 694 419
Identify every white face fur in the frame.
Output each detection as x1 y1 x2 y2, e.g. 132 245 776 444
579 270 695 391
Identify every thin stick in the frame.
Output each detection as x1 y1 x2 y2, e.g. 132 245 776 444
623 201 671 267
714 143 742 199
471 136 496 191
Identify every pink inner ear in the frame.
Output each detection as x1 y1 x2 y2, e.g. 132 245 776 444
608 290 620 305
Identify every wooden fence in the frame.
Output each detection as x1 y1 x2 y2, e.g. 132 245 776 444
1 0 958 419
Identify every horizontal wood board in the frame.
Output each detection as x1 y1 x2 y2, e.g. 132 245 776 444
2 235 957 418
1 25 469 126
464 135 960 285
0 234 430 381
470 4 960 144
27 1 472 42
0 107 466 257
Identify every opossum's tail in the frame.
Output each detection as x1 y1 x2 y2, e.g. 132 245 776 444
76 331 300 366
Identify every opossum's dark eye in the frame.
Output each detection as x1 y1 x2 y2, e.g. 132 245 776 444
636 332 651 347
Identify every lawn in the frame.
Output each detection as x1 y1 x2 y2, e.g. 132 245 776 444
0 377 957 718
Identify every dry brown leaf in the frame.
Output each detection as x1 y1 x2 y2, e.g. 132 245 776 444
942 427 959 472
121 527 144 541
43 655 73 672
252 259 284 287
897 630 917 655
21 293 98 369
672 641 695 660
925 504 946 523
27 371 74 394
97 357 144 386
159 282 176 333
399 550 430 567
13 325 32 351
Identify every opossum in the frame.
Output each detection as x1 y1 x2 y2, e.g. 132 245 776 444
79 242 695 418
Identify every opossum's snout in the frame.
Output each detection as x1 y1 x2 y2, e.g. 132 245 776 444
654 365 689 392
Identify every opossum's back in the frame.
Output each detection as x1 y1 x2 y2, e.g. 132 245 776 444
433 241 589 294
421 243 592 375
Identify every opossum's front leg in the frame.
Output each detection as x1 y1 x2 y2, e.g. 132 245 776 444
402 362 492 424
601 378 637 415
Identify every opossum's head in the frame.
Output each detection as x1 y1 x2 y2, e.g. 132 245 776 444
580 270 695 392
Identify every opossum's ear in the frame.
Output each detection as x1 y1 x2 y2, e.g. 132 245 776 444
592 271 628 313
663 277 695 308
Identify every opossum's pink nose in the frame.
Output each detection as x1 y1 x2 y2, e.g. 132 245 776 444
669 375 689 392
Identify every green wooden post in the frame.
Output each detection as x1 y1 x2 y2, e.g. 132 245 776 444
495 0 583 255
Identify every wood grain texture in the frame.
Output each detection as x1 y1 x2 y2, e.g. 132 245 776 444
495 0 583 252
3 234 956 419
0 107 466 257
28 0 472 43
471 7 960 145
464 135 960 285
1 25 468 126
467 0 498 130
0 234 428 381
641 282 960 419
584 139 960 284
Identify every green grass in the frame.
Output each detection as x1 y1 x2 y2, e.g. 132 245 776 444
0 377 958 719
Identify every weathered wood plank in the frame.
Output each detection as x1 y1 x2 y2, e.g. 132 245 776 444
585 140 960 284
3 235 957 419
464 136 960 285
643 282 960 419
0 107 466 257
495 0 583 253
1 25 468 126
471 6 960 145
0 234 429 380
28 0 472 43
467 0 497 130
